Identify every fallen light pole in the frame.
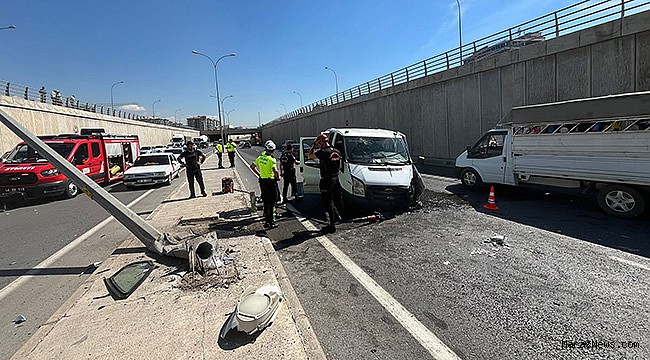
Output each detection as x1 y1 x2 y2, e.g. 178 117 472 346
0 108 210 261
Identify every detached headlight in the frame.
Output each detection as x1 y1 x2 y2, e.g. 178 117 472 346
154 172 166 177
352 177 366 197
41 169 59 177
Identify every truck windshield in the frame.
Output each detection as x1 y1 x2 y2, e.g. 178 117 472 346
344 136 410 165
133 155 169 166
5 143 75 164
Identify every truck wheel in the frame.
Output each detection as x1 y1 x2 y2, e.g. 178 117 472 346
63 180 79 198
460 168 482 189
597 185 645 218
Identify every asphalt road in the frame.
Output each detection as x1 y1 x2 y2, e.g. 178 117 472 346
0 148 212 360
237 147 650 360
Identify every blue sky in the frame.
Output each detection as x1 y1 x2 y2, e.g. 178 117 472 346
1 0 584 127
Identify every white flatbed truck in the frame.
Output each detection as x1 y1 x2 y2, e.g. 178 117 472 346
455 92 650 218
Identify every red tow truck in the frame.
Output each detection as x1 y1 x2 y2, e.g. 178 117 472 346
0 131 139 199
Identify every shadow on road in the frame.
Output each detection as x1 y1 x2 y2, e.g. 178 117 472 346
0 265 98 277
445 183 650 258
217 321 263 350
161 197 191 204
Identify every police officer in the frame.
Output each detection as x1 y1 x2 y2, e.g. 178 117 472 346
226 139 236 168
309 134 343 233
279 143 298 204
215 140 225 169
178 141 207 198
250 140 280 228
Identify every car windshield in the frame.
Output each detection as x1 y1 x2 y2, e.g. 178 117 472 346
344 136 410 165
133 155 169 166
5 143 75 164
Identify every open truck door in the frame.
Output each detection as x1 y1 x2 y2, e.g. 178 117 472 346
299 137 320 194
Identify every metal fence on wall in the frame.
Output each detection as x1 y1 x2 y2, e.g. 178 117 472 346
270 0 650 125
0 79 189 129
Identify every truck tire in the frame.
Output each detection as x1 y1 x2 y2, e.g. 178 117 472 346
460 168 482 189
597 185 645 218
63 180 79 198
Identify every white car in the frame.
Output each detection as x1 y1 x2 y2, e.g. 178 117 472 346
123 153 181 189
140 146 154 154
165 147 184 160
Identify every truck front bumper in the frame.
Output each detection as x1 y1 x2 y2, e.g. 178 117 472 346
0 180 67 199
345 185 413 210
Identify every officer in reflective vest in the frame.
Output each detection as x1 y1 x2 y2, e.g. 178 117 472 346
250 140 280 228
215 141 224 169
226 140 236 168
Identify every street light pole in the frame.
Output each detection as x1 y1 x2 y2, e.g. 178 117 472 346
110 81 123 114
279 103 287 116
258 111 261 127
226 109 235 126
456 0 463 63
174 108 182 123
221 95 233 112
152 99 161 117
324 66 339 102
293 91 303 107
191 50 236 143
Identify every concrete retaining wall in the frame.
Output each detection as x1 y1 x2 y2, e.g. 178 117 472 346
261 11 650 165
0 95 198 153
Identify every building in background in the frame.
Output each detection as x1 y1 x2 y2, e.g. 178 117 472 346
187 116 218 131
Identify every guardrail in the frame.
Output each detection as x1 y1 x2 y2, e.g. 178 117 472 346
0 79 191 129
271 0 650 124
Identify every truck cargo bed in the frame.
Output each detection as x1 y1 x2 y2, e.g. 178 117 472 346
513 132 650 186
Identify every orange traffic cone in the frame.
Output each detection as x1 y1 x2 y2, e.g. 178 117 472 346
483 186 499 211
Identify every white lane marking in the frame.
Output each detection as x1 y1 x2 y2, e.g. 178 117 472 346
0 189 156 302
611 256 650 272
286 204 461 360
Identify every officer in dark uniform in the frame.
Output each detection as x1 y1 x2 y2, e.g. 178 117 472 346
309 133 343 233
178 141 207 198
250 140 280 228
279 143 299 204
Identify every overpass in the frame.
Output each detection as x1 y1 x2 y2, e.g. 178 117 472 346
200 127 260 142
260 0 650 174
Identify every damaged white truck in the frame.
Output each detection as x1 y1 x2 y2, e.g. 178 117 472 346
455 92 650 218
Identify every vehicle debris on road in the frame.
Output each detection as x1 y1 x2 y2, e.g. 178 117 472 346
13 315 27 325
485 234 509 247
220 284 283 338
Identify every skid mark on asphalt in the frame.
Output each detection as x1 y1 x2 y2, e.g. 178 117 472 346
286 203 461 360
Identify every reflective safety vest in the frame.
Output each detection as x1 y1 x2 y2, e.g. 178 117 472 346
216 144 224 153
253 153 277 179
226 142 236 152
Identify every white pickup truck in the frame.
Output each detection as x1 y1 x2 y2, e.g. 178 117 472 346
299 128 424 210
455 92 650 218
